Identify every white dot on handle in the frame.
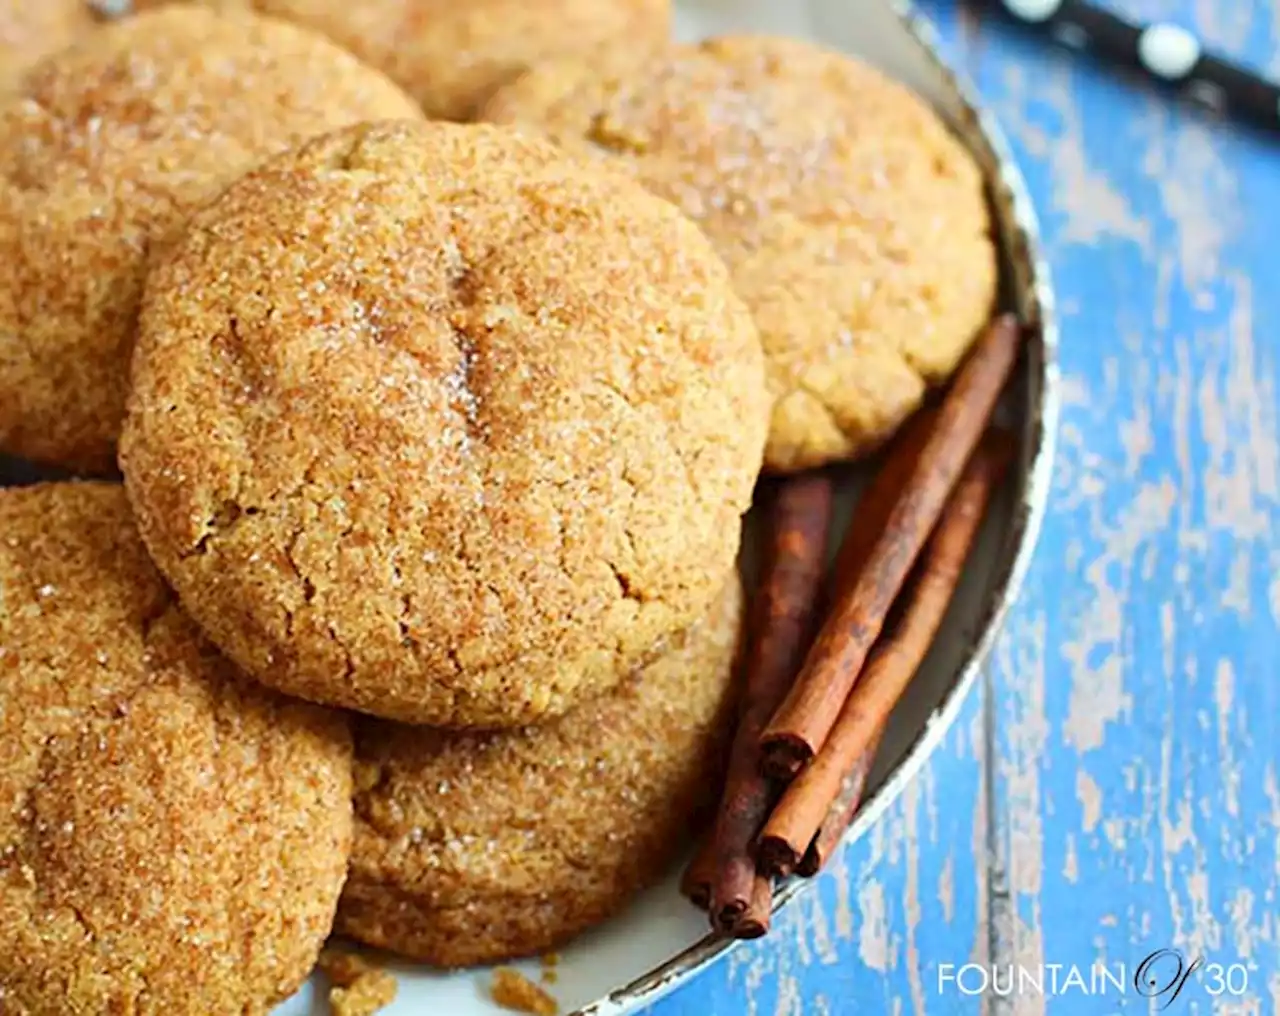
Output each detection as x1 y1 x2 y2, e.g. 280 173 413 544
1003 0 1064 22
1137 23 1202 80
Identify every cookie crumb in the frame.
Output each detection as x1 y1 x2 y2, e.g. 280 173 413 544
330 972 397 1016
492 967 558 1015
319 946 378 988
320 948 397 1016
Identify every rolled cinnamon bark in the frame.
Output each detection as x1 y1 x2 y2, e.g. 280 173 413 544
826 408 937 598
707 475 835 931
745 414 937 869
798 727 884 877
757 437 1013 871
760 315 1023 777
749 407 938 786
726 875 774 940
680 836 717 910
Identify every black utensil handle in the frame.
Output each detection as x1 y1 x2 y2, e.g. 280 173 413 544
978 0 1280 135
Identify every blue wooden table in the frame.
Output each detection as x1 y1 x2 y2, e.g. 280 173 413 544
646 1 1280 1012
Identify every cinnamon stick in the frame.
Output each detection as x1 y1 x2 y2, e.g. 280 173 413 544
742 415 936 876
757 438 1013 871
758 730 881 880
680 836 717 910
798 726 885 878
760 314 1022 777
726 875 774 939
708 475 835 931
828 408 937 594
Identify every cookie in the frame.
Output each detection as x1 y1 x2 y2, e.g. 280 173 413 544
0 482 353 1014
483 35 999 472
0 0 97 95
0 6 422 474
120 119 768 728
243 0 670 121
336 575 744 966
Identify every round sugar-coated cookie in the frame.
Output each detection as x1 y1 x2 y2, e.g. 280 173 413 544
0 483 353 1014
484 35 999 472
244 0 671 121
120 119 768 728
337 575 744 966
0 6 422 474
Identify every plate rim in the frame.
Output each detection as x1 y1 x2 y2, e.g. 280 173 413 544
570 3 1062 1014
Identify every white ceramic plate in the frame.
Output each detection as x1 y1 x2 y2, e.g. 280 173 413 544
273 1 1059 1014
0 1 1057 1012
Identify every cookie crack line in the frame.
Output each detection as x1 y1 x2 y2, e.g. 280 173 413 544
174 444 323 560
390 555 413 649
588 378 706 509
315 121 380 174
444 312 483 456
183 498 258 559
605 462 645 602
281 501 359 684
63 899 97 946
14 609 186 844
279 521 307 645
326 620 355 684
605 560 634 600
7 797 106 953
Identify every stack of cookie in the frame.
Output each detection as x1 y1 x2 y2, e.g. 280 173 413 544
0 1 997 1012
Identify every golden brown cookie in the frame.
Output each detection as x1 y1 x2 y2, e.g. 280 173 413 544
120 119 767 728
243 0 670 121
483 35 999 472
337 575 743 966
0 482 353 1015
0 5 422 474
0 0 97 94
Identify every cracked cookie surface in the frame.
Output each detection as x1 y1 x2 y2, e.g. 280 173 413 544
121 120 767 728
0 5 422 473
337 574 743 966
0 482 353 1015
483 34 999 472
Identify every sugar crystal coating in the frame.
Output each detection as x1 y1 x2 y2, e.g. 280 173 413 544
0 482 353 1014
121 120 769 728
0 5 423 472
484 35 999 471
338 575 744 966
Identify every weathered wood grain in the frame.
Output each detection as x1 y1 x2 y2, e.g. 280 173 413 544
970 2 1279 1014
644 2 1279 1013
